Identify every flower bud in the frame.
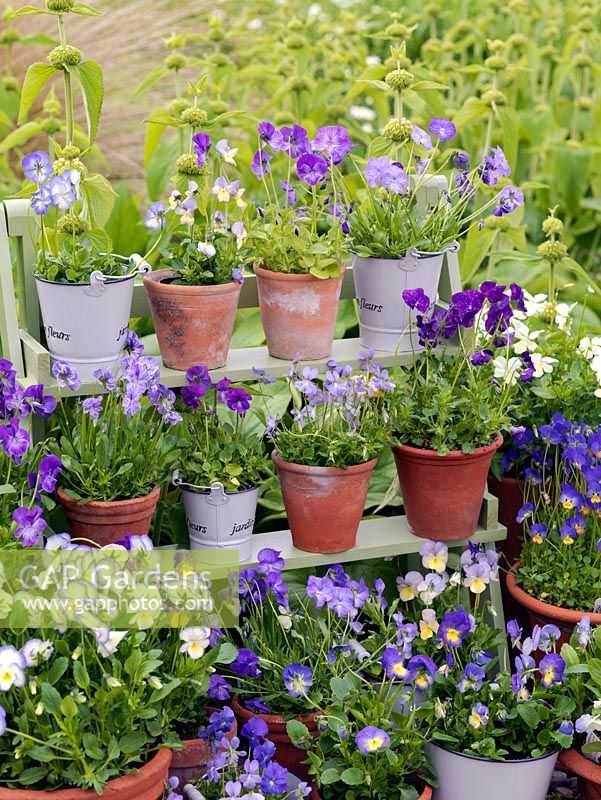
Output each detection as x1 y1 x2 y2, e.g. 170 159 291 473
287 17 304 30
385 68 414 90
481 89 506 106
164 53 186 71
0 28 21 45
175 153 203 176
147 676 163 690
484 55 508 71
3 76 18 92
40 117 62 135
35 702 44 715
573 54 593 68
207 27 225 42
105 675 122 689
382 116 412 142
579 96 592 110
208 99 228 115
328 66 346 81
507 33 528 48
451 21 472 36
48 44 82 69
287 76 314 92
385 22 413 37
43 93 62 116
542 216 563 237
538 240 568 262
168 98 189 118
58 215 89 235
29 679 37 695
207 52 232 67
62 144 81 160
180 107 208 127
539 45 556 58
46 0 74 10
579 19 594 32
285 33 306 49
487 39 505 53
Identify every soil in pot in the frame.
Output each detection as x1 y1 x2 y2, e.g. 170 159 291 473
392 434 503 541
559 748 601 800
0 749 171 800
57 484 160 546
253 265 345 361
272 453 377 554
144 269 241 370
232 696 318 780
506 567 601 647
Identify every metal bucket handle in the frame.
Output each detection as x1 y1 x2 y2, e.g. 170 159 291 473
83 254 151 298
172 470 230 506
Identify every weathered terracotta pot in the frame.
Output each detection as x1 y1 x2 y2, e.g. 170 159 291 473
506 566 601 646
392 434 503 541
272 453 377 553
254 265 345 361
57 484 160 546
0 749 171 799
232 696 319 780
559 748 601 800
170 721 238 784
310 781 432 800
144 269 241 370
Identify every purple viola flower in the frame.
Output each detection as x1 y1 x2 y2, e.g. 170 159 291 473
539 654 565 687
224 387 252 415
251 149 272 179
82 396 103 421
516 503 535 524
312 125 353 164
365 156 390 188
470 349 493 366
241 716 269 743
306 575 334 608
207 674 231 701
559 720 574 736
261 762 288 794
231 648 261 678
381 645 409 680
245 697 270 714
577 616 591 647
507 620 522 649
22 151 52 184
382 162 408 194
457 663 486 693
283 663 313 697
51 360 80 391
36 454 62 493
296 153 328 186
428 117 456 141
257 547 285 576
481 146 511 186
258 121 284 151
468 703 489 729
48 176 76 210
0 419 30 464
192 132 211 167
328 586 356 618
231 268 244 285
279 124 312 158
280 180 297 206
411 124 432 151
31 185 52 216
407 655 437 691
493 185 524 217
145 201 168 231
12 505 45 547
402 288 432 313
355 726 390 754
539 624 561 653
438 608 471 648
451 289 485 327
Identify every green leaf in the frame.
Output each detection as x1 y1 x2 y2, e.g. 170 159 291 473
358 79 390 91
412 80 447 91
320 768 341 785
588 657 601 687
73 660 90 690
453 97 488 131
81 173 116 228
368 136 392 157
460 225 498 283
105 182 146 256
134 67 168 99
66 60 103 145
146 135 179 201
341 768 364 785
286 719 311 746
71 2 102 14
60 695 79 718
41 683 62 715
0 121 44 154
7 6 52 17
18 62 57 124
496 106 519 172
14 767 48 785
119 731 147 754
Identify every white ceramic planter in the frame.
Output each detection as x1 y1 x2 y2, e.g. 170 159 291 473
428 743 559 800
352 243 457 352
173 471 259 562
35 255 149 384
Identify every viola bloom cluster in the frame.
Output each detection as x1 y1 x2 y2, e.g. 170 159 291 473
1 358 61 547
22 151 80 217
268 355 395 469
516 415 601 612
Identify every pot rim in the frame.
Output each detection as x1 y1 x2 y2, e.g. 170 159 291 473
0 749 172 799
57 483 161 508
253 263 346 281
231 694 320 726
144 268 240 293
179 482 260 496
34 272 135 288
429 741 560 764
506 565 601 624
350 241 460 261
393 432 503 460
558 747 601 781
272 452 379 476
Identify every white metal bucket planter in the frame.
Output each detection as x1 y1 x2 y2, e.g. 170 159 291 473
173 471 259 562
427 743 559 800
35 255 150 383
352 242 459 353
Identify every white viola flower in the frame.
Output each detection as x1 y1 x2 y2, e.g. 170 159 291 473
449 571 462 586
147 676 163 690
198 241 217 258
530 353 558 378
350 105 377 122
511 319 541 354
168 189 182 210
555 302 576 331
590 355 601 379
179 627 211 660
0 646 27 691
235 187 247 208
522 291 548 318
95 630 128 658
419 609 439 640
215 139 238 165
231 221 247 249
105 675 122 689
21 639 53 667
366 55 381 65
277 606 293 631
493 356 522 386
185 181 199 197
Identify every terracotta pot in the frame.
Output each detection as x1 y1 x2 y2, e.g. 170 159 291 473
170 720 237 784
57 484 161 546
253 265 345 360
391 434 503 541
559 748 601 800
0 749 171 799
144 269 241 370
506 566 601 646
310 781 432 800
232 695 319 780
272 453 377 553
